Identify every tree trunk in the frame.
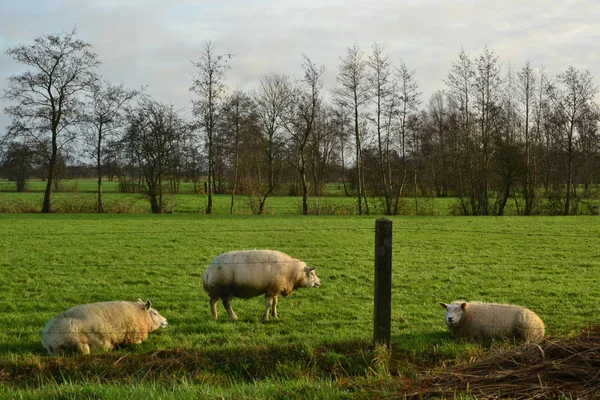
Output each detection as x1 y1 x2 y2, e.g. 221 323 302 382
301 167 309 215
354 101 363 215
97 133 103 213
41 139 57 213
206 148 213 214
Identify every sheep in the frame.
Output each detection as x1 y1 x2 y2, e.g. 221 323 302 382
439 301 545 343
41 299 168 355
202 249 321 321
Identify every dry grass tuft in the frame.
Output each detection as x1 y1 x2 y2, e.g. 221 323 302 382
400 324 600 399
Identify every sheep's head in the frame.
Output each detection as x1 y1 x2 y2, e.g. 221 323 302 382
303 266 321 288
440 302 467 328
138 299 168 331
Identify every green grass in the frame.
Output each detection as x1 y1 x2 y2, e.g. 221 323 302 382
2 178 600 217
0 214 598 397
0 178 461 216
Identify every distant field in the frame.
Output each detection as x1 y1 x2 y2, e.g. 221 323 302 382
0 214 598 398
3 178 599 217
0 178 349 195
0 178 459 216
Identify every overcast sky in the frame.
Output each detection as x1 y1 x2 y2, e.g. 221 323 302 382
1 0 598 132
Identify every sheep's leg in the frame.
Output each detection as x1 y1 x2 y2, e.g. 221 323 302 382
263 296 273 321
77 342 91 355
209 296 219 319
222 294 238 321
76 335 91 355
272 296 278 319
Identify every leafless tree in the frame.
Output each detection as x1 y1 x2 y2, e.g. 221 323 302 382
547 67 598 215
445 48 476 215
3 29 100 212
425 91 453 198
220 90 256 214
335 43 370 215
516 61 537 215
191 41 231 214
0 141 38 191
533 66 551 192
252 73 293 214
123 97 189 213
81 78 139 212
368 43 396 214
285 55 325 215
331 100 352 196
309 106 337 197
395 60 422 214
473 46 503 215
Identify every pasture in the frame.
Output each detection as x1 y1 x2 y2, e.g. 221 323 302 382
0 214 598 398
0 178 472 216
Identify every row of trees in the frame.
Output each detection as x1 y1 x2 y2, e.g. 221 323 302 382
1 30 599 215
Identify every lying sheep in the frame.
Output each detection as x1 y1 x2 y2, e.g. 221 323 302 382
42 299 168 355
203 249 321 321
440 301 545 343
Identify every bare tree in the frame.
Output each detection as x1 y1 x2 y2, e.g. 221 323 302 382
3 29 100 212
332 100 352 196
191 41 231 214
395 60 422 214
473 46 503 215
516 61 537 215
426 91 453 197
285 55 325 215
82 78 138 212
445 48 476 215
220 90 256 214
533 66 551 192
124 97 189 213
0 141 37 192
368 43 395 214
309 106 337 197
335 43 370 215
252 73 293 214
547 67 598 215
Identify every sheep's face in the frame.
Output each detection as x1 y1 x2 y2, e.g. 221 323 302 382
304 267 321 288
440 302 466 328
148 308 168 331
139 299 168 331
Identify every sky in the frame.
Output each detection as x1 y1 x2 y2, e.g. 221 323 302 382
1 0 598 133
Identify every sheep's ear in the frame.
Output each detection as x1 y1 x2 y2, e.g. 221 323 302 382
305 266 315 272
439 302 448 309
460 303 467 310
145 300 152 310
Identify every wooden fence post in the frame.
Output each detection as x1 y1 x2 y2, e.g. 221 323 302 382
373 218 392 346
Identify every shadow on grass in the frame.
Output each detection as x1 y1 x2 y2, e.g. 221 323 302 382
0 334 461 389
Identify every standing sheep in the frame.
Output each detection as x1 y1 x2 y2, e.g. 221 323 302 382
203 249 321 321
440 301 545 343
42 299 168 355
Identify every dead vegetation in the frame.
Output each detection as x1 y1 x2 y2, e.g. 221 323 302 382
400 324 600 399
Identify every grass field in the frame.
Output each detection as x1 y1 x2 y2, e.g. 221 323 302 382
0 179 481 216
0 214 598 398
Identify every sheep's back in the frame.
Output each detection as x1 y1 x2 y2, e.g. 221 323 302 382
204 250 304 294
46 302 149 342
453 302 543 341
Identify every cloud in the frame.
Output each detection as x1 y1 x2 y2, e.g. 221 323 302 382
1 0 599 133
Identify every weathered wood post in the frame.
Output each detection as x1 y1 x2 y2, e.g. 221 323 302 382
373 218 392 346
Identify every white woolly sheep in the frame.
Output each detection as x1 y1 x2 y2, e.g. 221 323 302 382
440 301 545 343
202 249 321 321
41 299 168 355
